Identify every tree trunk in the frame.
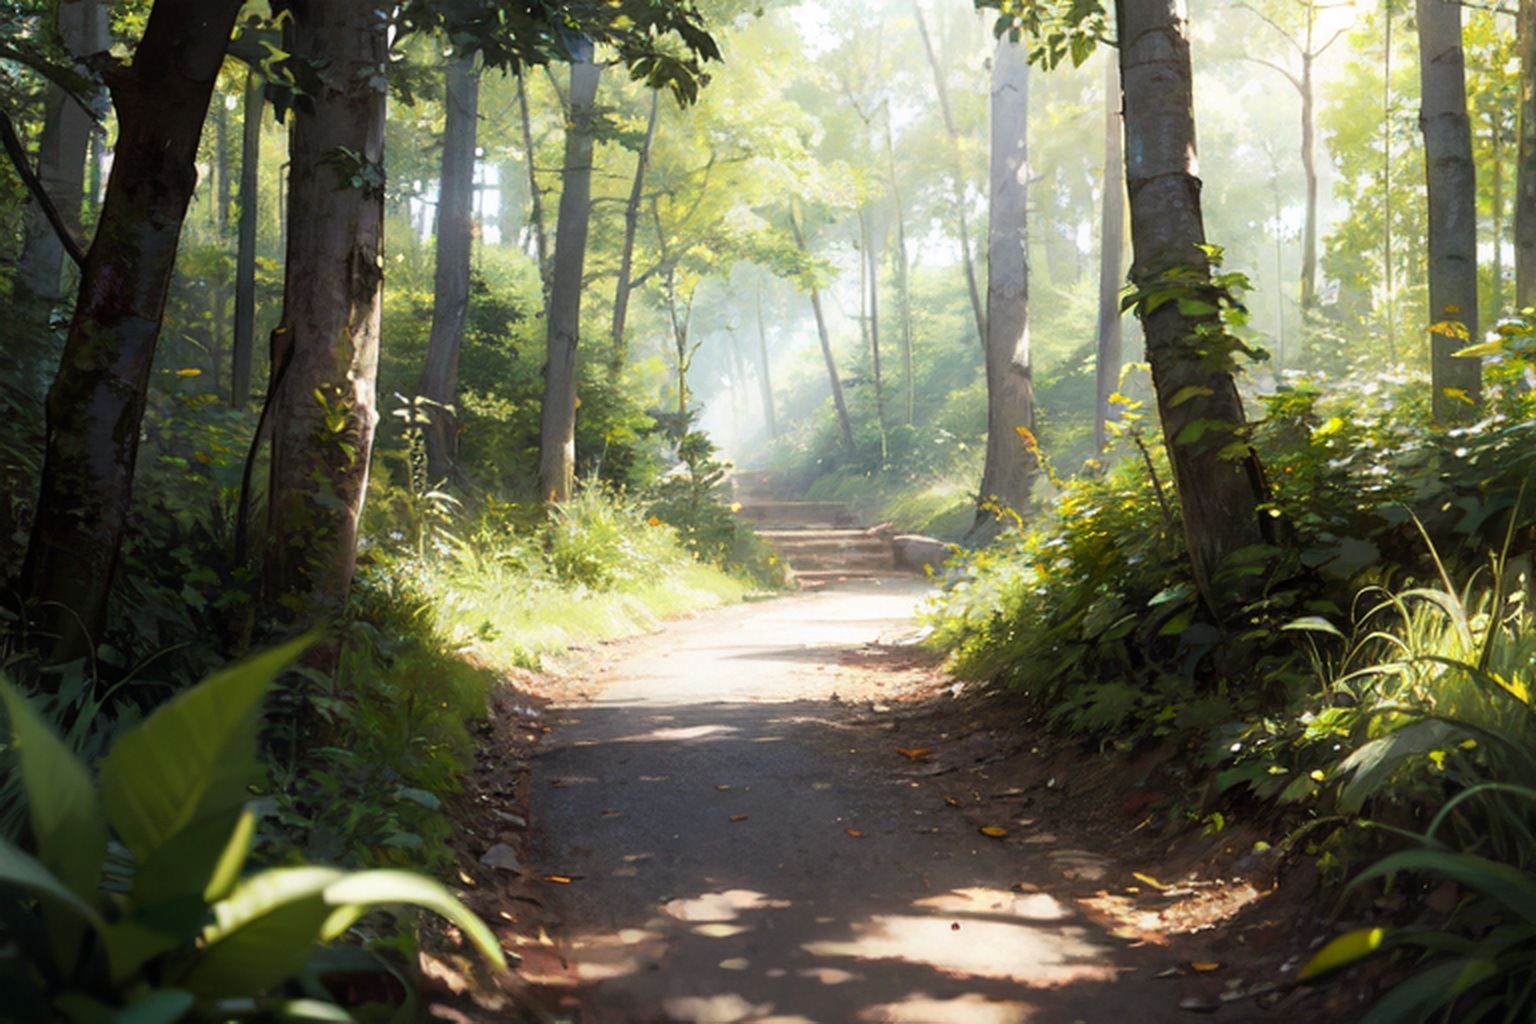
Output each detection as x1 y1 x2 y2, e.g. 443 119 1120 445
754 279 778 437
538 43 601 503
14 0 109 303
790 201 855 456
1384 7 1398 359
884 122 915 425
859 205 888 461
971 37 1036 543
914 3 986 349
418 53 480 484
1417 0 1481 421
215 96 231 236
610 89 659 375
1516 0 1536 308
1493 114 1505 315
22 0 244 661
518 72 552 301
232 69 262 410
1117 0 1271 603
264 0 387 617
1300 53 1319 313
1094 56 1126 455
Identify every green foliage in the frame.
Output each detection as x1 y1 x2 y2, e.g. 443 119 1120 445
0 643 503 1023
647 428 780 584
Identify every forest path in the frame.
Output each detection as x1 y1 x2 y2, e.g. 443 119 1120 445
523 580 1215 1024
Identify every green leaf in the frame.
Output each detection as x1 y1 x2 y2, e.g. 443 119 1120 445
1351 850 1536 927
1282 616 1345 639
101 637 311 863
322 870 507 970
1298 927 1386 980
1338 719 1459 812
114 990 195 1024
1168 385 1214 408
181 866 342 997
0 680 106 971
1359 958 1495 1024
270 1001 354 1022
0 833 104 930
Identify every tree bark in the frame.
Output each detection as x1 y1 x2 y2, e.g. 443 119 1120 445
754 278 778 437
790 201 855 457
971 37 1036 542
22 0 244 661
418 53 480 484
1300 52 1319 313
1094 56 1126 454
1517 0 1536 308
1417 0 1481 421
884 122 915 424
859 204 888 461
610 88 660 375
14 0 109 303
264 0 388 616
538 42 601 503
914 3 986 349
232 69 262 410
518 72 552 301
1117 0 1271 604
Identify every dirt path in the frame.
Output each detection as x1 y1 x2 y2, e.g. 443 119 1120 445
521 581 1289 1023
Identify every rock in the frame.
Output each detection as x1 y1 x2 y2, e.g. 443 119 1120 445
493 810 528 829
480 843 523 873
892 534 950 572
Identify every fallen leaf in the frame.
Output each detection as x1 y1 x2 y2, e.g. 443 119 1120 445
978 826 1008 838
896 747 933 761
457 871 476 886
1190 961 1222 972
730 815 750 822
715 784 732 792
943 795 961 807
846 828 864 837
542 875 576 884
950 922 960 931
1132 871 1169 890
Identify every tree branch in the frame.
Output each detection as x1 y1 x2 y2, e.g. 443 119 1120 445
1238 54 1303 93
0 108 87 268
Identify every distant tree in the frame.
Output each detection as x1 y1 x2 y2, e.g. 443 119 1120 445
1094 56 1125 454
418 53 481 484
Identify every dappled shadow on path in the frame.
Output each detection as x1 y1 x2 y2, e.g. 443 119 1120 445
527 698 1200 1024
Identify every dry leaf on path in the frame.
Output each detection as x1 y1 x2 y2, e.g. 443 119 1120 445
846 828 864 837
1132 871 1169 890
1190 961 1222 972
896 747 933 761
730 815 750 822
978 825 1008 838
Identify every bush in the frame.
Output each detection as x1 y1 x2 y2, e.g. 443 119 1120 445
0 641 502 1023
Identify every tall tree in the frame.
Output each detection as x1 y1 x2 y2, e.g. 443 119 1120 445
1416 0 1481 420
14 0 108 303
231 67 262 410
971 35 1035 541
914 2 986 349
884 120 915 425
610 88 660 374
417 53 481 484
753 278 778 438
264 0 388 614
538 39 601 503
790 199 856 456
1239 0 1348 315
1516 0 1536 308
1094 55 1125 454
1116 0 1272 602
22 0 245 661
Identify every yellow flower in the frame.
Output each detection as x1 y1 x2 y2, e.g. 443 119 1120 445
647 516 661 527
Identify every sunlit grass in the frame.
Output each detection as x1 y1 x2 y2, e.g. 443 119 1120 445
433 559 750 669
